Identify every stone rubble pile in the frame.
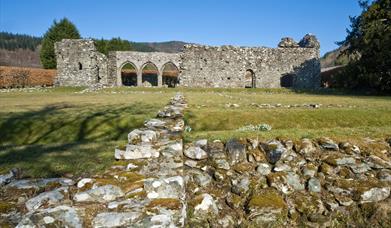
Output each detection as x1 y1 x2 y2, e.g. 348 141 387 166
221 102 359 110
278 37 300 48
248 103 358 109
250 103 322 109
277 34 320 49
74 84 114 94
1 93 391 227
183 137 391 227
0 87 52 93
299 34 321 49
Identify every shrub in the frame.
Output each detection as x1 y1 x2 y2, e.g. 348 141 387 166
0 66 55 88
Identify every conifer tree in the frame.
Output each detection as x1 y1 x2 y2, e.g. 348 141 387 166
337 0 391 93
40 18 81 69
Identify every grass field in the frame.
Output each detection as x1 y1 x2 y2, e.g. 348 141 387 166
184 89 391 142
1 87 390 178
0 87 176 177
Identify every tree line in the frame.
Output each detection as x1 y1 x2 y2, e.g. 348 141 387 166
94 38 155 56
1 18 157 69
0 32 42 51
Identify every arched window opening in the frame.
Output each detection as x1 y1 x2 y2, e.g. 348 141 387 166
121 63 137 86
142 62 158 87
78 62 83 70
162 62 179 88
245 69 256 88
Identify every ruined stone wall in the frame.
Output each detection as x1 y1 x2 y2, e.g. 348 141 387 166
55 39 107 86
96 52 108 85
108 51 181 86
55 35 320 88
179 35 321 89
180 44 320 89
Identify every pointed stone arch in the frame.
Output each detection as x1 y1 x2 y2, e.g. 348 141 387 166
111 51 181 87
161 62 180 88
120 61 138 86
141 62 159 87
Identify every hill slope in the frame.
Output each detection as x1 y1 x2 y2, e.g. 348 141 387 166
0 47 42 68
320 45 349 68
139 41 188 53
0 32 189 68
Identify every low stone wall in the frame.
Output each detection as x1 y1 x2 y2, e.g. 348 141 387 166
2 94 390 227
0 93 188 227
183 137 391 226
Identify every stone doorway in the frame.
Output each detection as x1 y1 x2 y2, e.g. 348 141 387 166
245 69 256 88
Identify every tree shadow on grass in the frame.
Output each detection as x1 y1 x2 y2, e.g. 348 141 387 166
0 141 117 178
0 102 160 177
0 102 158 146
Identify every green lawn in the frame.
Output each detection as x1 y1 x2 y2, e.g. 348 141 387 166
1 87 390 178
183 89 391 142
0 87 176 177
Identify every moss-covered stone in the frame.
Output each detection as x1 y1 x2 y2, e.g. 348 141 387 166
44 181 62 192
233 162 255 174
247 188 287 211
0 202 14 213
80 203 106 227
338 167 353 178
290 192 324 216
266 172 287 186
246 188 288 227
249 175 268 195
248 147 267 163
319 163 334 175
117 171 145 182
360 142 390 160
226 193 244 209
147 198 181 210
324 153 344 166
120 181 144 193
94 178 119 186
126 190 146 199
187 194 205 209
334 177 386 195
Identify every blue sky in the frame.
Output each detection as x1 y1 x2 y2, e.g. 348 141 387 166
0 0 362 55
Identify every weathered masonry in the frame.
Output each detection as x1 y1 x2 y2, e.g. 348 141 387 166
55 34 321 88
108 51 180 87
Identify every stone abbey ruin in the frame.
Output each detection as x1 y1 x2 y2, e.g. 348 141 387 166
55 34 321 89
